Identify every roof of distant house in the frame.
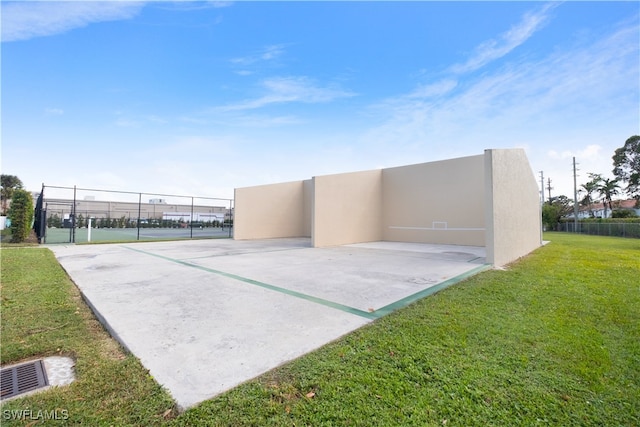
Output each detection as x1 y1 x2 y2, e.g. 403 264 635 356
579 199 639 211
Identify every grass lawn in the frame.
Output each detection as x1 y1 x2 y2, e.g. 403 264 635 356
1 232 638 426
0 248 176 425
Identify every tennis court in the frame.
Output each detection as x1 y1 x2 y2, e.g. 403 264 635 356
43 226 232 244
35 183 235 244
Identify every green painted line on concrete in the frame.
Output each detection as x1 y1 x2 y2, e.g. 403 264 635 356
182 247 311 261
371 264 492 319
123 246 378 320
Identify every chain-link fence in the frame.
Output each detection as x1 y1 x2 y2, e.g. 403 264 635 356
35 185 233 244
557 221 640 239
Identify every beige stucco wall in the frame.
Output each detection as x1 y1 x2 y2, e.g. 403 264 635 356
234 148 542 267
382 155 486 246
303 179 313 237
312 169 382 247
234 180 310 240
484 149 542 266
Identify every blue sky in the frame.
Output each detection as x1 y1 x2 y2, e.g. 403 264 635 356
2 1 639 202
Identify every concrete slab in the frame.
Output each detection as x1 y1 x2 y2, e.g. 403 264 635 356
50 238 488 410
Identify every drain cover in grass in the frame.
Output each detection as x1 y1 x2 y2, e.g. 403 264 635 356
1 360 49 400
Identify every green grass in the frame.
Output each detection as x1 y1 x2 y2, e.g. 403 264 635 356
0 248 176 425
1 233 639 426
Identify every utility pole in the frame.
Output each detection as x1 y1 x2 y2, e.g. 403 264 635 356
546 178 553 202
538 171 545 242
573 157 579 232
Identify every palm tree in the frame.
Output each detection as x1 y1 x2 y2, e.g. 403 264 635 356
597 178 621 218
580 180 599 218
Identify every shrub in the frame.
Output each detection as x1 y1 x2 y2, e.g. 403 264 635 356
48 213 62 228
8 189 34 243
612 209 638 218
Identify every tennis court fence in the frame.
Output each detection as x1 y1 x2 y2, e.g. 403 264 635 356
556 221 640 239
34 184 234 244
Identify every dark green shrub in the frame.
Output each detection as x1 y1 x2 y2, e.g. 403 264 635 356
612 209 638 218
8 189 34 243
48 213 62 228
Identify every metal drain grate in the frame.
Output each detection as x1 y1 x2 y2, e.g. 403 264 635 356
1 360 49 400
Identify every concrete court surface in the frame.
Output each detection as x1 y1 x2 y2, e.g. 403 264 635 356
50 238 488 410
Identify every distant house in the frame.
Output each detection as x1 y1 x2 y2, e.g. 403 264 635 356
576 199 640 219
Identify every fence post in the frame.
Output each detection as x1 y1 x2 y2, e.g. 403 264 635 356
229 198 233 238
137 193 142 241
44 201 49 244
71 185 77 243
190 197 194 239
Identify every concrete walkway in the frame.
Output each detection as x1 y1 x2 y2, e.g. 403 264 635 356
51 238 487 410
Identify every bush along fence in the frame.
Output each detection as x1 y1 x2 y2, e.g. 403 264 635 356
35 184 234 244
8 189 34 243
557 218 640 239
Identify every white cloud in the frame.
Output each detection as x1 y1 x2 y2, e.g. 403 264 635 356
231 44 287 66
260 44 285 61
217 76 356 111
408 79 458 99
227 114 303 127
2 1 145 42
450 2 558 74
357 17 638 198
368 18 638 147
145 115 167 125
548 144 602 160
44 107 64 116
160 1 233 12
115 118 140 128
230 44 287 76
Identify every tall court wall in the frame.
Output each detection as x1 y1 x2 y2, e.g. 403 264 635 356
484 149 542 266
312 169 382 247
382 155 486 246
234 180 311 240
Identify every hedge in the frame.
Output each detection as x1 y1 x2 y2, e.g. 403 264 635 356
8 189 34 243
